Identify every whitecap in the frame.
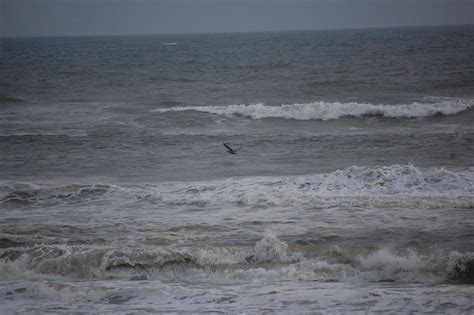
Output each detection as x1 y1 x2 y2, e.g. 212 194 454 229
151 97 474 120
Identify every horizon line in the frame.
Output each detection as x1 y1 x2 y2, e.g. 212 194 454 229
1 23 472 40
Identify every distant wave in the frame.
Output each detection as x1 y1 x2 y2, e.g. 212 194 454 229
0 133 88 138
152 98 474 120
0 94 27 103
0 184 117 207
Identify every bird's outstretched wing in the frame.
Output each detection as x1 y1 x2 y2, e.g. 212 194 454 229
234 146 243 152
223 143 233 151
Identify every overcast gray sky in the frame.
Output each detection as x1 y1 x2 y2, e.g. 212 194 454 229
1 0 473 37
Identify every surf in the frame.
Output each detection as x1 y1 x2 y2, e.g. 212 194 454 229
152 97 474 120
1 232 473 284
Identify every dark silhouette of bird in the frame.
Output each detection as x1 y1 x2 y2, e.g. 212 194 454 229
223 143 242 154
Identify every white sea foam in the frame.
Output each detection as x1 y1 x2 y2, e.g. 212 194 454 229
252 231 290 262
2 165 473 209
1 233 473 313
152 97 474 120
138 165 474 209
1 233 472 284
3 276 472 314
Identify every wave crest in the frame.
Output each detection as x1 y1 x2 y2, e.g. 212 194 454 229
141 165 474 209
2 165 473 209
1 233 473 284
152 98 473 120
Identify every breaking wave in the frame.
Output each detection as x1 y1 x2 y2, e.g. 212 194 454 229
1 233 472 284
138 165 474 209
2 165 473 209
151 97 474 120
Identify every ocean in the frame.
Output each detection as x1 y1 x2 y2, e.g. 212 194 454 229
1 25 473 313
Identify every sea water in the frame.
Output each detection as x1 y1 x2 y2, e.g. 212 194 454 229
1 25 473 313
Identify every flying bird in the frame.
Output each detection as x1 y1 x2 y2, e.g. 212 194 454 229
223 143 242 154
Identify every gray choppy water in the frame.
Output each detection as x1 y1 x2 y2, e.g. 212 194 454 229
1 25 474 313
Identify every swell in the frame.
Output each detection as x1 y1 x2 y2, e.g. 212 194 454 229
151 97 474 120
0 183 116 207
0 133 88 139
0 93 27 104
1 233 473 284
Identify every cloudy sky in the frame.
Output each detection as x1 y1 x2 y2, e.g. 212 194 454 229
1 0 473 37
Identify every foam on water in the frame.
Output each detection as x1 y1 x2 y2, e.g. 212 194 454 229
4 280 473 314
151 165 474 209
1 232 472 284
2 165 473 209
152 97 474 120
